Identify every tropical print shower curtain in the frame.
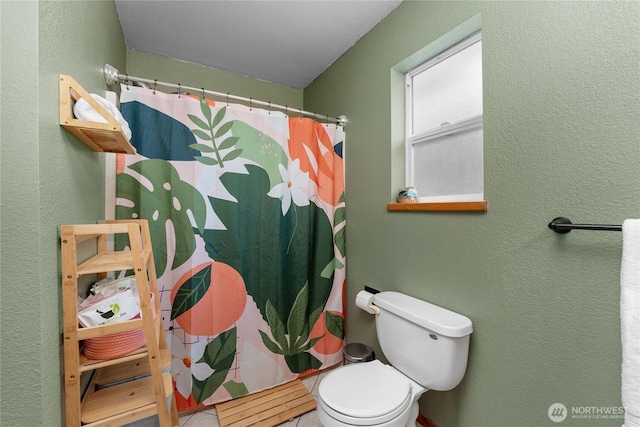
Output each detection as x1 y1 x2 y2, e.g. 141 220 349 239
115 85 346 411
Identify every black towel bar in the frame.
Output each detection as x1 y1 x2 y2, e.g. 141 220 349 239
548 217 622 233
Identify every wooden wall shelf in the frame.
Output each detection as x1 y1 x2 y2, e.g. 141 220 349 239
387 201 488 212
59 74 136 154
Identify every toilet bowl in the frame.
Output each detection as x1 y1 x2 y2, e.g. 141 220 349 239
317 291 473 427
317 360 426 427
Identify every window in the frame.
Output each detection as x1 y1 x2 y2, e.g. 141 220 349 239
405 32 483 203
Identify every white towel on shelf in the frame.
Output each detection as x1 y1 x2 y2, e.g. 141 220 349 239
621 219 640 427
73 93 132 140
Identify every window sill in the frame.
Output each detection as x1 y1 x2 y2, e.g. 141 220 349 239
387 201 487 212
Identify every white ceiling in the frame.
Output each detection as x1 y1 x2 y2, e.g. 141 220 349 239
114 0 402 89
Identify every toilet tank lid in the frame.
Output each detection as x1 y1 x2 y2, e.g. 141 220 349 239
373 291 473 337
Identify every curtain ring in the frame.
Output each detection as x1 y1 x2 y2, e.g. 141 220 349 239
153 79 157 94
226 93 230 107
125 74 130 90
268 101 271 115
299 108 303 121
201 88 205 103
177 83 181 98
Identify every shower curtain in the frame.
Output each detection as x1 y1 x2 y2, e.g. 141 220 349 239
114 85 346 411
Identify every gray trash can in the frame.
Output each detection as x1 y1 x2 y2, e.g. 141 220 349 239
343 343 375 364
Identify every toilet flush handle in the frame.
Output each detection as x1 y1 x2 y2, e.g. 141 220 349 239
369 304 380 315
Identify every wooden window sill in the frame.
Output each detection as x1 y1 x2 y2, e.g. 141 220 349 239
387 201 487 212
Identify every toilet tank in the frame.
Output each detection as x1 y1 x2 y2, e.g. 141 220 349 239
373 291 473 391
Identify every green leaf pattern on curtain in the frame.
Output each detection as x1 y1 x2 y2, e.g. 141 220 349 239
326 311 344 340
170 262 212 321
188 103 243 168
192 328 237 403
115 159 207 275
258 284 324 372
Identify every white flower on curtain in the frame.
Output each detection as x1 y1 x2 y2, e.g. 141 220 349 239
168 335 215 398
267 159 310 215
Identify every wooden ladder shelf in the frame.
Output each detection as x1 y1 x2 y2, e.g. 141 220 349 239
60 220 178 426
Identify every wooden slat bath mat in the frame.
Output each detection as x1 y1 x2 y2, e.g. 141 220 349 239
215 379 317 427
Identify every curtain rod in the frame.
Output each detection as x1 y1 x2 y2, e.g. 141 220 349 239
103 64 347 127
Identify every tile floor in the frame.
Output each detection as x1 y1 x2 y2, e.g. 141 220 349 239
178 370 328 427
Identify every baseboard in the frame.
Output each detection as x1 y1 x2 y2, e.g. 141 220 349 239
417 412 438 427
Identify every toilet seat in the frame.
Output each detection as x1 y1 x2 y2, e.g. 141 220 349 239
318 360 413 425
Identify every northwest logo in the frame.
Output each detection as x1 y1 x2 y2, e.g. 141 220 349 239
548 403 568 423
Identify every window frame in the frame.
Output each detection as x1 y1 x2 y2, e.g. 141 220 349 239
403 31 484 205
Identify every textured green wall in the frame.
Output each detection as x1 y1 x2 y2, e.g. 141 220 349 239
126 50 303 109
1 1 126 425
305 1 640 426
1 1 43 424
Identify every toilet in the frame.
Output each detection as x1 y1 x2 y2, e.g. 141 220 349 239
317 291 473 427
